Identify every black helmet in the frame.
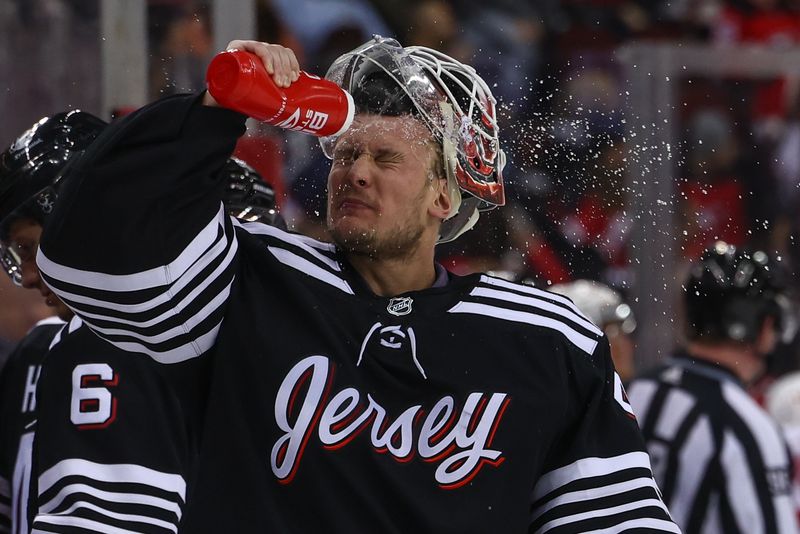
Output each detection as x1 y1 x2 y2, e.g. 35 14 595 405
222 157 285 229
685 241 796 344
0 110 106 284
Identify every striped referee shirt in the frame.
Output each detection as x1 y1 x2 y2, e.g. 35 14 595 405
628 354 798 533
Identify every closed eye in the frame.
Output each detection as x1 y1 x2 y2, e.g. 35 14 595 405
373 150 403 166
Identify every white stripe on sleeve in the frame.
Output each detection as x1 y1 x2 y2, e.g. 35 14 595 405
470 286 603 336
38 459 186 500
533 452 653 501
37 205 227 292
449 301 599 356
268 246 353 294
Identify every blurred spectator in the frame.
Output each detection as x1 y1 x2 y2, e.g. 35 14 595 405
710 0 800 141
269 0 391 65
678 107 749 259
149 1 214 97
403 0 471 61
0 0 101 149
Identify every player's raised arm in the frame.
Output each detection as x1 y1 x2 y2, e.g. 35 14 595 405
35 43 298 363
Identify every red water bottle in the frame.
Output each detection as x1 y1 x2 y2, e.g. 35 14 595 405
206 49 354 137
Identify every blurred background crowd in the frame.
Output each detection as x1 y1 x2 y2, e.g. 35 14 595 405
3 0 800 382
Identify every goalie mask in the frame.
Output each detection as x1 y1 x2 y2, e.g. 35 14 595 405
320 36 506 243
0 110 106 285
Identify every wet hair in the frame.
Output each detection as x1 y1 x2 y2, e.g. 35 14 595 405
352 70 418 117
351 70 445 183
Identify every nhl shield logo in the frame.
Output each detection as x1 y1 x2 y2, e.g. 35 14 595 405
387 296 413 316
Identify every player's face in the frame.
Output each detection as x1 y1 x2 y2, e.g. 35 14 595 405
4 218 72 320
327 114 444 259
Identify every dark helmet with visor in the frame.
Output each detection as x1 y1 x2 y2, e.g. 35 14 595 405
320 36 506 243
0 110 107 285
685 241 797 345
221 157 285 229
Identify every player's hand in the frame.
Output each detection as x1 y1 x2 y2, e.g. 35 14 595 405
202 40 300 106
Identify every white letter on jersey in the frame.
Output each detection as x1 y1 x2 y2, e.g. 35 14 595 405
271 356 330 483
21 365 41 413
70 363 118 429
434 392 508 488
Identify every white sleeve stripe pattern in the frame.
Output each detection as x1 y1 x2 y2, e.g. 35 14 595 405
39 459 186 500
37 205 226 292
241 221 341 271
471 286 603 336
70 280 232 344
33 515 146 534
579 518 682 534
103 322 222 364
268 246 354 294
44 224 234 314
535 498 670 533
532 452 651 501
38 209 237 363
35 460 185 534
57 280 231 364
448 302 599 355
39 500 178 533
479 275 595 324
531 476 660 519
39 483 182 517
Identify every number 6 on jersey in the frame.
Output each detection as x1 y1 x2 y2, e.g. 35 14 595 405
70 363 118 429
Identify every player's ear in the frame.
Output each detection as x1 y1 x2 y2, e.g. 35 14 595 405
756 315 779 355
428 176 452 221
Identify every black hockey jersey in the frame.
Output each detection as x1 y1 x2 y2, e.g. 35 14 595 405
0 318 62 534
36 94 680 533
628 355 798 533
27 315 209 534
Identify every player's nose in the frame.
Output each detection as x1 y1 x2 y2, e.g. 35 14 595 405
344 153 374 188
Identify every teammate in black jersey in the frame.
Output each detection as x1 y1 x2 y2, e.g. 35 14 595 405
628 241 799 533
0 110 106 534
35 37 679 532
0 111 281 534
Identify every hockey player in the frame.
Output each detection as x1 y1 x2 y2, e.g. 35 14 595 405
550 279 637 382
0 111 106 534
627 241 798 533
35 38 678 532
0 112 280 533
